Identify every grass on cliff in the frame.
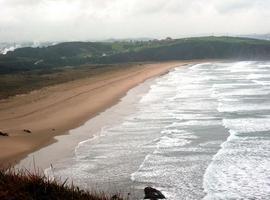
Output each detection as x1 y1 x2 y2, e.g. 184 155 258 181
0 168 125 200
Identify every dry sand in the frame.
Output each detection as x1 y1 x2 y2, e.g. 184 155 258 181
0 61 197 166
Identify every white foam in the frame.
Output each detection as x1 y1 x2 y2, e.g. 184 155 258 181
156 135 190 148
212 88 270 98
218 102 270 112
253 80 270 86
203 129 270 199
131 154 151 181
168 120 221 127
228 61 259 73
190 63 213 70
43 61 270 199
222 118 270 133
258 64 270 68
246 73 270 80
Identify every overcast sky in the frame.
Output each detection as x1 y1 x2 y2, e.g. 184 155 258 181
0 0 270 42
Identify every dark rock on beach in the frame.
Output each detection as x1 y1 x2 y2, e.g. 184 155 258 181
23 129 32 133
144 187 166 200
0 131 9 136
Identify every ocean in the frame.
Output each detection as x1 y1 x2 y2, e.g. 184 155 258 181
45 61 270 199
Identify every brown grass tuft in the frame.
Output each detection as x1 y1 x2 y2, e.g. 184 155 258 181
0 168 125 200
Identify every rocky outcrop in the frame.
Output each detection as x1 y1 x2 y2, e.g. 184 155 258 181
144 187 166 199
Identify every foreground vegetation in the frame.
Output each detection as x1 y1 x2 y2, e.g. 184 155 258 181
1 36 270 99
0 168 125 200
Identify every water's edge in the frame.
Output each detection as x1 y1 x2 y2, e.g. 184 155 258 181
18 62 270 199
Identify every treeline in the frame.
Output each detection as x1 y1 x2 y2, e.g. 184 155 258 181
1 36 270 74
97 37 270 63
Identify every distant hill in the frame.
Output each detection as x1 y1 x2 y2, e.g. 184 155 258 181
1 36 270 74
101 37 155 43
240 34 270 41
97 36 270 64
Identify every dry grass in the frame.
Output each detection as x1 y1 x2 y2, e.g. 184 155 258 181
0 168 126 200
0 63 141 100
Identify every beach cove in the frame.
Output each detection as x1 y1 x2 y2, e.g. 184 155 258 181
0 61 197 165
15 61 270 199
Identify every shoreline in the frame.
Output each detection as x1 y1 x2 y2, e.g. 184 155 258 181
17 73 156 170
0 61 200 166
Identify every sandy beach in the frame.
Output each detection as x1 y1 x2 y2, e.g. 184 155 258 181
0 61 197 166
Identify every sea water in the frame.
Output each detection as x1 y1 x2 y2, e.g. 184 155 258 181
45 61 270 199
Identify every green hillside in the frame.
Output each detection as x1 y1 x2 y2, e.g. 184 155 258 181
97 36 270 63
1 36 270 74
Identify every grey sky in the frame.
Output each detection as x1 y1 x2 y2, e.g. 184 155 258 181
0 0 270 42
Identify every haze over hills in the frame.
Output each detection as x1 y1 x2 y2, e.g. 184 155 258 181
0 42 58 55
240 34 270 41
1 34 269 56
